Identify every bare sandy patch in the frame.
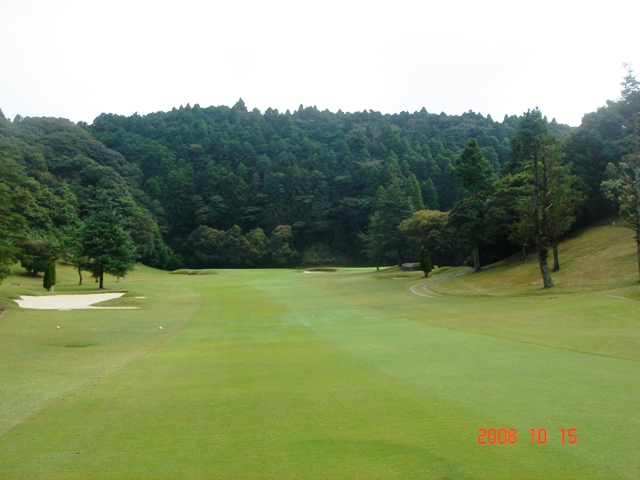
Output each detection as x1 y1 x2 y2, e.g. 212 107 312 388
14 293 138 310
303 268 337 273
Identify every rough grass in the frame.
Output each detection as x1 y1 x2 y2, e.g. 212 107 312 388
430 224 639 298
0 226 638 479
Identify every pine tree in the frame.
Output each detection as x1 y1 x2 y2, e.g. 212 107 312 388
509 109 566 288
80 191 137 289
366 161 416 267
602 64 640 280
451 138 494 272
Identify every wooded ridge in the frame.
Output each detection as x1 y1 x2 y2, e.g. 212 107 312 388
1 67 638 289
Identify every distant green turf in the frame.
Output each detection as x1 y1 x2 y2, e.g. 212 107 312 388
0 227 638 479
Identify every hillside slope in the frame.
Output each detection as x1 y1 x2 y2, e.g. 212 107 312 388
429 222 639 298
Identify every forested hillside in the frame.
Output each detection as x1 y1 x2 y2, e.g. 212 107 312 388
1 67 638 285
89 101 567 267
0 113 176 278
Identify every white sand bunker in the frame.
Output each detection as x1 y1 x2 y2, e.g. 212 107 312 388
14 293 138 310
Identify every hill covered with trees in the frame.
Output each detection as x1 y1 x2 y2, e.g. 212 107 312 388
1 66 638 288
0 114 176 282
88 101 569 267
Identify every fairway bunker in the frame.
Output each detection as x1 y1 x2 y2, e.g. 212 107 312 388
14 293 139 310
303 268 337 273
170 269 217 275
50 341 100 348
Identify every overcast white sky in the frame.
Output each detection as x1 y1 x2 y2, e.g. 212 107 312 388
1 0 638 127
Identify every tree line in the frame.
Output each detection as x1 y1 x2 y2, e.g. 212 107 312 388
0 66 638 288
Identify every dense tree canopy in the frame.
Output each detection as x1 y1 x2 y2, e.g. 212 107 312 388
1 73 635 276
0 152 27 282
89 104 519 266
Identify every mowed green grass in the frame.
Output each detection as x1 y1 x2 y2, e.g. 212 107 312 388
0 226 638 479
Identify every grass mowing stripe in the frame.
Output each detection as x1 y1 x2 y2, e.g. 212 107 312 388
272 270 640 478
0 280 477 478
0 266 201 438
304 267 640 362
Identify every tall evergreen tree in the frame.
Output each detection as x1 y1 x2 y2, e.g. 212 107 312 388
79 191 137 289
602 64 640 280
450 138 494 272
547 166 584 271
509 109 564 288
359 213 386 271
366 161 416 267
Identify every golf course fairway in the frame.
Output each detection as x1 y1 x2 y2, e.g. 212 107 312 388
0 239 638 478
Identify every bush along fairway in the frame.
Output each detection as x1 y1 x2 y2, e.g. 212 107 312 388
0 225 638 479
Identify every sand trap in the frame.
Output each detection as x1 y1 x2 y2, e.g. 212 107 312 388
304 271 326 274
14 293 138 310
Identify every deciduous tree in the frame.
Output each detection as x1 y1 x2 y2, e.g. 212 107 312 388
398 210 460 267
20 235 59 276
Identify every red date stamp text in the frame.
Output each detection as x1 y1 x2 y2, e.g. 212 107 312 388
477 428 578 445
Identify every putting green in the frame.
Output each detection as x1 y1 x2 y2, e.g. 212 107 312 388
0 266 638 479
